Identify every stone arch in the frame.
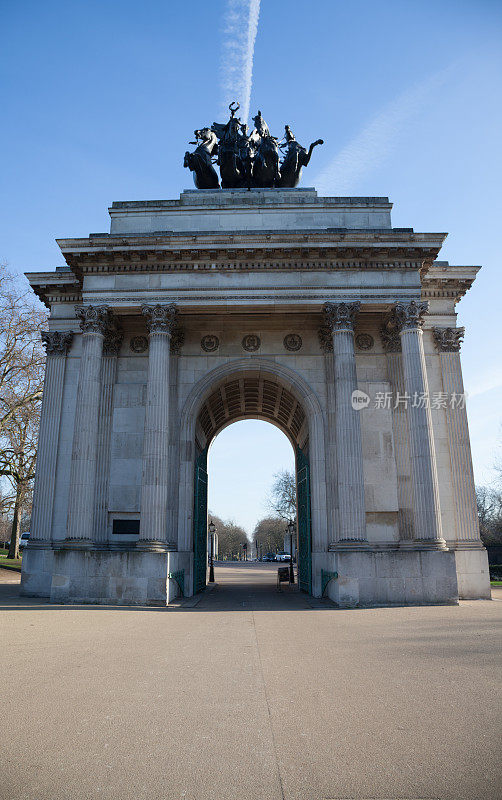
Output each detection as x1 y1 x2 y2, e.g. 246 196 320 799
176 358 329 588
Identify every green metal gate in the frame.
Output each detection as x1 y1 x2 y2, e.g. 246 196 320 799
296 445 312 594
193 447 208 594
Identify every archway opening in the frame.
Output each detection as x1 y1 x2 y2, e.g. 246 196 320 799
192 372 312 596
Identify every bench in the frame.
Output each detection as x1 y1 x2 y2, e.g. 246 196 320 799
277 566 290 589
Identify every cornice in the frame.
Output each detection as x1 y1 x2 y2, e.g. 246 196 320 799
57 229 445 253
24 271 82 308
421 261 480 303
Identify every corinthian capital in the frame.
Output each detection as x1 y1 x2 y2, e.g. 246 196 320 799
75 305 112 335
380 326 401 353
323 301 361 333
103 321 124 356
142 304 178 334
392 300 429 332
41 330 74 356
433 326 465 352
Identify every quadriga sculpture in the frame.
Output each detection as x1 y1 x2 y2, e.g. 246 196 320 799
184 103 323 190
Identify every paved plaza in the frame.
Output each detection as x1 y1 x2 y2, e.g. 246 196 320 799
1 564 501 800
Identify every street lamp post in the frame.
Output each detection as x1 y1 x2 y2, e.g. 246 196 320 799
287 519 295 584
208 520 216 583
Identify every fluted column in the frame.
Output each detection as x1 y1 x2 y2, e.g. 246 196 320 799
138 304 178 548
324 302 367 544
393 301 445 548
30 332 74 544
434 327 480 546
380 327 414 540
93 324 123 544
66 306 113 543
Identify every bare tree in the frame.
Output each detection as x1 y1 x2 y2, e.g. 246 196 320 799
267 469 296 521
0 267 47 558
1 404 40 558
476 486 502 546
207 513 249 560
0 269 47 437
252 516 285 556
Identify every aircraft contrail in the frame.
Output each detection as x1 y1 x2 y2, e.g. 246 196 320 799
219 0 261 124
313 62 457 196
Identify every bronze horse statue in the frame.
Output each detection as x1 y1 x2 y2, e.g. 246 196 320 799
184 128 220 189
212 109 250 188
184 104 323 190
278 129 324 188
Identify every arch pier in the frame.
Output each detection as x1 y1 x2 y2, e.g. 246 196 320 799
21 189 490 605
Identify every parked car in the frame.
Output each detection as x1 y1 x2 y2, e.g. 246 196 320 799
275 552 291 562
19 532 30 549
262 553 276 562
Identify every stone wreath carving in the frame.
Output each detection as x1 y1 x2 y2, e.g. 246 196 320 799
130 336 148 353
355 333 374 351
242 334 261 352
201 335 220 352
283 333 302 352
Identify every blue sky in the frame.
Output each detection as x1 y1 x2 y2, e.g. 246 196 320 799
1 0 501 534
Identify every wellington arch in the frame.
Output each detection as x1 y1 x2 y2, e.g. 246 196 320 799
20 186 491 606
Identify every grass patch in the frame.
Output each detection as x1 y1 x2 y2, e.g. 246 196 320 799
491 580 502 586
0 553 22 570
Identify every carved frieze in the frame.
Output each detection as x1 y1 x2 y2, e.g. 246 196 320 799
433 326 465 352
141 303 178 334
41 330 74 356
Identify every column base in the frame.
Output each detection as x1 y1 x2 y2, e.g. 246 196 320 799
59 538 94 550
399 538 448 551
447 539 487 550
135 539 175 553
329 540 372 552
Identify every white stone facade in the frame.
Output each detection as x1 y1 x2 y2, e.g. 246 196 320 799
20 189 490 605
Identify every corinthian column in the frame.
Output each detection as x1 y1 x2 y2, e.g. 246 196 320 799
93 322 123 544
30 331 74 544
138 304 178 548
380 326 414 541
66 306 113 543
323 302 367 544
393 301 445 548
434 327 480 546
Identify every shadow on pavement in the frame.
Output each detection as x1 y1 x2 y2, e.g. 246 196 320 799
0 563 335 613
